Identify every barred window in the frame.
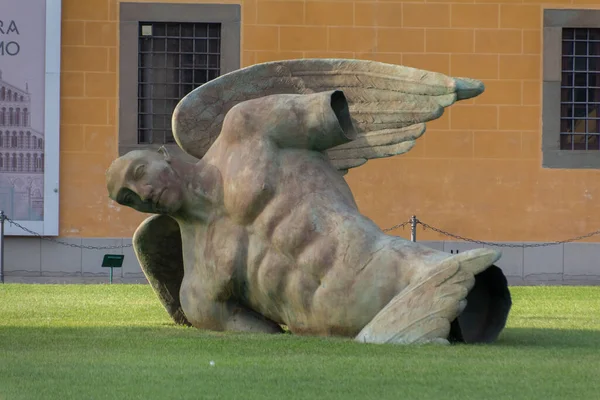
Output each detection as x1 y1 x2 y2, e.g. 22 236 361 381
137 22 222 145
560 28 600 150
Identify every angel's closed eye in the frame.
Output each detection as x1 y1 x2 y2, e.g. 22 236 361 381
133 164 146 180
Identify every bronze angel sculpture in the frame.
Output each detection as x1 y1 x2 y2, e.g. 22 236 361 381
106 59 511 345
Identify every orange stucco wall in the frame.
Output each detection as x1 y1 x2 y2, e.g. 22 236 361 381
60 0 600 242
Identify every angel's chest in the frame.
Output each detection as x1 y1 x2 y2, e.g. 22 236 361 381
214 161 274 226
179 218 248 282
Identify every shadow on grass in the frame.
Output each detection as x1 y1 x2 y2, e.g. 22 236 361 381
497 327 600 349
1 324 599 352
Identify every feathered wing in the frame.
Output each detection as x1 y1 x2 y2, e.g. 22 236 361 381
132 215 190 326
172 58 485 172
354 248 503 345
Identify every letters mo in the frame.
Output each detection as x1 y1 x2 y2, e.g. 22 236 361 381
0 20 20 57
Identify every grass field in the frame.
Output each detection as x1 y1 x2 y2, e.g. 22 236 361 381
1 284 599 400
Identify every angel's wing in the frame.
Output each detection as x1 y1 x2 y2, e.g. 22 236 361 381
172 58 484 172
354 248 506 345
132 215 190 326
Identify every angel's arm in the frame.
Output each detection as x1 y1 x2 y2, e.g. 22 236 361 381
220 90 357 152
186 299 285 334
133 215 283 333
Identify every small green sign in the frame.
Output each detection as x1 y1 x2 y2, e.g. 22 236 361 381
102 254 124 268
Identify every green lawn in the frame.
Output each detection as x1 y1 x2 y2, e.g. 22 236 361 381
1 284 599 400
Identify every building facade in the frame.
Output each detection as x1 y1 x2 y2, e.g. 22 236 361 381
4 0 600 284
0 71 45 222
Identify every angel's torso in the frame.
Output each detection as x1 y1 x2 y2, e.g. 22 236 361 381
177 135 413 335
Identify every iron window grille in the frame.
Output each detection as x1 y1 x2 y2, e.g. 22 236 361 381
560 27 600 150
137 22 222 145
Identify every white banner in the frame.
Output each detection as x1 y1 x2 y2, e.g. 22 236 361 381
0 0 61 236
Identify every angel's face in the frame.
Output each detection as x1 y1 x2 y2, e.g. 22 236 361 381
106 150 185 215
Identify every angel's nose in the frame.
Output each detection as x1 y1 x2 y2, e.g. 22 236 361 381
136 185 153 201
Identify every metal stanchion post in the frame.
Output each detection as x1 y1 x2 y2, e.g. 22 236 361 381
0 210 5 284
410 215 417 242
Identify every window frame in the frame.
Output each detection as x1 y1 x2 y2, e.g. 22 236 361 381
118 2 241 157
543 8 600 169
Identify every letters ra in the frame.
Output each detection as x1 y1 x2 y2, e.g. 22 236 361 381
0 21 20 35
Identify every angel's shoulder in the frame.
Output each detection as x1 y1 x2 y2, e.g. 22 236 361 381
219 100 260 143
220 96 287 147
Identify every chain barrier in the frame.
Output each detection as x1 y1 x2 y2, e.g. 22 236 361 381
382 216 600 248
2 212 600 250
416 220 600 248
382 220 410 233
2 215 133 250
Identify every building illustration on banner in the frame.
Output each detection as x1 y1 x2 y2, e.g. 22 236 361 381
0 69 44 221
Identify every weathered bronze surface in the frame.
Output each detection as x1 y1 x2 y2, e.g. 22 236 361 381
107 59 511 345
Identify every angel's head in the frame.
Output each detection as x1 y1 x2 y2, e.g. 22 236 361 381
106 147 186 215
